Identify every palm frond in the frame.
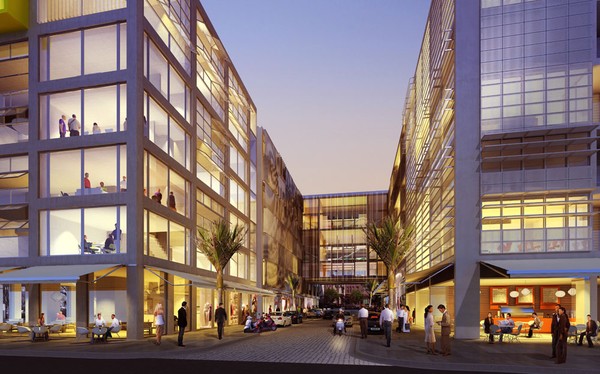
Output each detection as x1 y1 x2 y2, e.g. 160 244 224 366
363 214 413 273
196 220 246 271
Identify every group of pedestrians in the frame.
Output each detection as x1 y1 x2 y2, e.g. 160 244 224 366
156 301 228 347
423 304 451 356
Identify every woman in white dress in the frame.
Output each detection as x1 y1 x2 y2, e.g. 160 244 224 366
401 306 411 332
154 303 165 345
424 305 437 354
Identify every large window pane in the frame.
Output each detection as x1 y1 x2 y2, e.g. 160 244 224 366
84 25 117 75
42 209 81 256
148 211 168 260
170 222 186 264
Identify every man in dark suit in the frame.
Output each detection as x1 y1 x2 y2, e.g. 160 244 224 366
214 302 227 340
577 314 598 348
550 303 561 358
177 301 187 347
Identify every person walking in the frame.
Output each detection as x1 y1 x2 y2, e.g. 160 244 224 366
177 301 187 347
550 303 561 359
577 314 597 348
215 302 227 340
153 303 165 345
379 303 394 347
424 305 436 354
358 304 368 339
484 312 494 343
396 304 405 333
437 304 451 356
555 306 570 364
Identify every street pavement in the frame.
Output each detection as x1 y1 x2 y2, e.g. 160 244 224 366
0 319 597 373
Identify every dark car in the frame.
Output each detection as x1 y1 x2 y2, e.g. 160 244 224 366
284 311 303 324
323 309 335 320
367 312 383 334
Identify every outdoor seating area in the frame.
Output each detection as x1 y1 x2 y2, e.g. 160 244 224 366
0 323 13 335
31 326 49 342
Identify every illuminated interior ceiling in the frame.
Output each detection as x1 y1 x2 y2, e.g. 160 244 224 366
0 57 28 92
0 0 28 33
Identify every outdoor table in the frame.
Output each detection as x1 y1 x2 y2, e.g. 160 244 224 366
31 326 49 342
91 327 107 343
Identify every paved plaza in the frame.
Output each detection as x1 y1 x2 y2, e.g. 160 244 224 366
0 319 598 373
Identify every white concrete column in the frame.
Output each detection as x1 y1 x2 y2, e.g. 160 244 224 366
454 0 482 340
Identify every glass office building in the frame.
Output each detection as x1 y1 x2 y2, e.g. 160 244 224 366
390 0 600 339
0 0 301 339
302 192 387 306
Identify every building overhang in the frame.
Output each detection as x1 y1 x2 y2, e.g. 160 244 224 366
0 0 29 33
480 258 600 278
404 261 454 284
0 264 121 284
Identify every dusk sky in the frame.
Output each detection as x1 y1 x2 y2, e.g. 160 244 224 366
202 0 431 195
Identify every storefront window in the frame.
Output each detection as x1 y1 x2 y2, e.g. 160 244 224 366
196 288 213 328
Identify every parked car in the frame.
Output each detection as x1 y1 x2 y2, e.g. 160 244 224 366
270 312 292 327
284 311 303 324
367 311 383 334
311 308 323 318
323 309 335 320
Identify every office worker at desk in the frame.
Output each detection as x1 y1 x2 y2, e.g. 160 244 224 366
104 234 114 253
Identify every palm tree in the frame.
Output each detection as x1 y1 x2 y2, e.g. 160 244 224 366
196 220 246 305
364 278 382 308
286 274 300 311
363 214 413 312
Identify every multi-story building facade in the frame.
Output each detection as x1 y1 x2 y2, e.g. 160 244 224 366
390 0 600 339
0 0 301 340
258 129 304 311
302 191 387 306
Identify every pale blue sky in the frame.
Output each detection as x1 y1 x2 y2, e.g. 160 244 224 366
202 0 431 195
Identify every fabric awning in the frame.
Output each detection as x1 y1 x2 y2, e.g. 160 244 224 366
405 262 454 283
225 280 274 296
145 266 216 288
0 264 121 284
481 258 600 278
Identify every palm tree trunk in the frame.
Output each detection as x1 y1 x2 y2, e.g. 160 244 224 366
387 269 396 312
216 270 224 306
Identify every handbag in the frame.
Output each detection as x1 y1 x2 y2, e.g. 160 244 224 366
404 323 410 331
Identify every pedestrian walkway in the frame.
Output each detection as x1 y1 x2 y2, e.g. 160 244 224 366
0 320 598 373
353 324 599 373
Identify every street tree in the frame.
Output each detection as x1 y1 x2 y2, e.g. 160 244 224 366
323 288 340 305
196 220 246 305
364 278 381 308
286 274 300 311
363 214 413 312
